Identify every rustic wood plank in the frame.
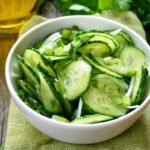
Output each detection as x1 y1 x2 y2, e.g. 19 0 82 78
0 36 17 145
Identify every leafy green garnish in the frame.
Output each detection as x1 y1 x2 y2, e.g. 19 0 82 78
36 0 150 27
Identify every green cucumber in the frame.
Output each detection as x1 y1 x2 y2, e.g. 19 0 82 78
18 79 38 99
59 59 92 100
89 33 119 53
113 33 130 57
52 115 69 122
83 74 128 117
23 49 56 77
45 55 70 61
71 114 113 124
83 55 123 78
131 66 148 104
60 26 80 41
73 32 119 53
120 32 133 45
120 46 146 71
38 70 62 114
17 55 39 86
77 42 111 57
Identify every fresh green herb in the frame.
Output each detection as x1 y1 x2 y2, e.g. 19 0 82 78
36 0 150 27
131 0 150 26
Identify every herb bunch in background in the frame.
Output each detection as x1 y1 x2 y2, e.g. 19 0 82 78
36 0 150 42
53 0 131 15
52 0 150 28
130 0 150 26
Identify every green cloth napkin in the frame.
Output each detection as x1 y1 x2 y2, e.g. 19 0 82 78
4 12 150 150
4 101 150 150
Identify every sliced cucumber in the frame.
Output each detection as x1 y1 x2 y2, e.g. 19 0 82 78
89 33 119 53
120 46 146 71
83 74 128 117
83 55 123 78
53 44 71 56
38 70 62 114
52 115 69 122
45 55 70 61
131 66 148 104
120 32 133 45
77 42 111 57
71 114 113 124
18 55 39 86
60 59 92 101
23 49 56 77
95 57 135 77
60 26 80 41
113 33 130 57
73 32 119 53
18 79 38 99
102 57 121 65
108 65 135 77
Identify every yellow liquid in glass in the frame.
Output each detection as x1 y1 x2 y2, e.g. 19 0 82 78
0 0 36 34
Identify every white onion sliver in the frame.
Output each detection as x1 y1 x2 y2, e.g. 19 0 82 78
77 98 83 118
125 77 135 97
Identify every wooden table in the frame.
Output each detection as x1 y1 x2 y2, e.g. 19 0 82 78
0 35 17 145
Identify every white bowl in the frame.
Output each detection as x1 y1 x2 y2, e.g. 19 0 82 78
5 16 150 144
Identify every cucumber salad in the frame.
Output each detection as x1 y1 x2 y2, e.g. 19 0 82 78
17 26 148 124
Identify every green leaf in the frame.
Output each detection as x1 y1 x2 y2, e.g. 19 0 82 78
98 0 113 10
69 4 93 13
118 0 132 10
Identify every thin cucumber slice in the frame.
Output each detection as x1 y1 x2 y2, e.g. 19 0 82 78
60 26 80 41
102 57 121 65
53 44 71 56
83 55 123 78
73 32 119 53
17 55 39 86
77 42 111 57
38 70 62 114
120 46 146 71
113 33 129 57
89 33 119 53
23 49 56 77
18 79 38 99
131 66 148 104
83 74 128 117
95 57 136 77
45 55 70 61
53 81 73 117
52 115 69 122
60 59 92 101
24 96 50 117
120 32 133 45
71 114 113 124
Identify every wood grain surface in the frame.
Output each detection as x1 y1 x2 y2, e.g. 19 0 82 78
0 35 17 145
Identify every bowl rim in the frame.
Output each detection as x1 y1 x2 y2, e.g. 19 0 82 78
5 15 150 128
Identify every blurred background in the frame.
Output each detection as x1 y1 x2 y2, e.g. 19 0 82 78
37 0 150 43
